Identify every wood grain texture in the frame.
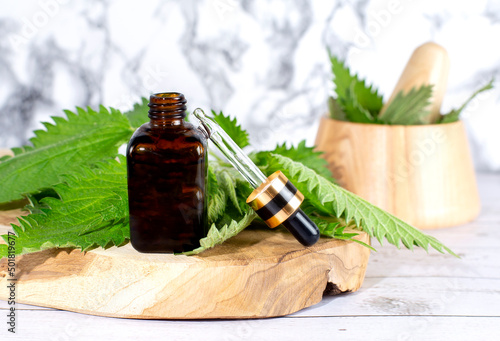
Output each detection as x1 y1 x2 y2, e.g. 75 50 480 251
315 117 480 229
0 211 370 319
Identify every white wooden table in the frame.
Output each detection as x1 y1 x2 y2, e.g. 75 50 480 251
1 173 499 341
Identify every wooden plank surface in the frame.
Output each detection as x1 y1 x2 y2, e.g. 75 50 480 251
1 173 499 340
0 311 498 341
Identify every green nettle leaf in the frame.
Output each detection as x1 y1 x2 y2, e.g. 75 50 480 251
328 96 347 121
185 161 257 255
216 169 242 215
0 157 129 258
379 85 433 125
232 173 255 213
263 153 457 257
329 52 383 120
124 97 149 128
211 110 250 149
183 210 257 256
308 215 374 250
341 84 377 123
253 140 335 182
207 165 227 224
0 106 133 204
439 78 495 124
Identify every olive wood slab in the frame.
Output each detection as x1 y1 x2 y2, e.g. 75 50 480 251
0 210 370 319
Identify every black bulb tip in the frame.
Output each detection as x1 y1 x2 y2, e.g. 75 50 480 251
281 209 320 246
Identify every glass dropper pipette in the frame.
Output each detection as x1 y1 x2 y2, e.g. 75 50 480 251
193 109 266 188
193 108 319 246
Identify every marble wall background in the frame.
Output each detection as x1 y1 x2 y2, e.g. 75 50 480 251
1 0 499 170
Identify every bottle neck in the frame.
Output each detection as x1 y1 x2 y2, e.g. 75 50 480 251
148 92 187 126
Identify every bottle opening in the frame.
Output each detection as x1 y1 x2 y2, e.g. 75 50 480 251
149 92 187 119
152 92 184 100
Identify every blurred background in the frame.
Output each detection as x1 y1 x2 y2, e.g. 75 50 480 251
1 0 499 170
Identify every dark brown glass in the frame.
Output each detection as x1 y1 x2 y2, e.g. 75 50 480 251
126 92 207 253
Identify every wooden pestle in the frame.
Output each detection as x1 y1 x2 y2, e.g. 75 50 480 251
379 42 450 124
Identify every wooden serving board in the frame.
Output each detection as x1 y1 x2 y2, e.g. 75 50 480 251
0 208 370 319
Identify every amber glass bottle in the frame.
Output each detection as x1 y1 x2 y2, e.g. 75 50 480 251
126 92 207 253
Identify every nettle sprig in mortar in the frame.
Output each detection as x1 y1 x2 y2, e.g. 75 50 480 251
0 101 456 258
328 52 494 125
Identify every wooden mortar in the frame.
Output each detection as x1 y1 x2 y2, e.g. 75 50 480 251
315 117 480 229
